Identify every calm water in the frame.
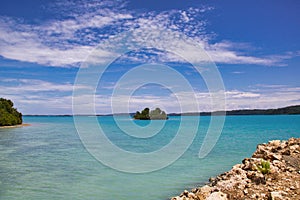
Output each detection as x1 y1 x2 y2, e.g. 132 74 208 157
1 115 300 200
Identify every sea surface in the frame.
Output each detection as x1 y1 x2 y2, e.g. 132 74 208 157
1 115 300 200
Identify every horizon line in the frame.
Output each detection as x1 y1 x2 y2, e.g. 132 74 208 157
22 104 300 116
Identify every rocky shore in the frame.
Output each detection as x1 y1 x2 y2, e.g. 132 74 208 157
171 138 300 200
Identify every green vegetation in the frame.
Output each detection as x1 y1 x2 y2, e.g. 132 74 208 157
133 107 168 120
224 105 300 115
170 105 300 116
256 159 271 175
0 98 22 126
133 108 150 120
149 108 168 120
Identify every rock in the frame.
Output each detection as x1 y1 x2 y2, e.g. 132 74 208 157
171 138 300 200
290 144 299 151
183 190 189 196
198 185 213 197
206 191 227 200
269 140 281 147
242 160 254 171
209 177 216 182
187 192 195 198
178 190 191 199
191 188 198 193
272 154 282 160
270 191 282 200
290 185 295 190
280 141 287 149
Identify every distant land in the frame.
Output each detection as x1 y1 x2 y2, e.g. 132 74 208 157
169 105 300 116
24 105 300 116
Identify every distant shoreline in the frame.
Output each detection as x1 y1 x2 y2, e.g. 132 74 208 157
0 123 31 129
23 105 300 117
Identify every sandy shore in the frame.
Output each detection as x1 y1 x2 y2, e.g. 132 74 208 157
0 123 31 129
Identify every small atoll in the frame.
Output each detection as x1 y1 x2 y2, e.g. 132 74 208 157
133 107 168 120
0 98 22 126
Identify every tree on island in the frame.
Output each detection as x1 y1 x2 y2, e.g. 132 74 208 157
133 107 168 120
133 107 150 120
149 107 168 120
0 98 22 126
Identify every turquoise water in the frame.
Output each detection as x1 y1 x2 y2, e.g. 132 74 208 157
1 115 300 200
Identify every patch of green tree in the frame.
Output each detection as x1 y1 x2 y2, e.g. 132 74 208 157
222 105 300 115
0 98 22 126
169 105 300 116
133 107 168 120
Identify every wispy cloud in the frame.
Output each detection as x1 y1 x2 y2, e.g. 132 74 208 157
109 87 300 114
1 78 299 114
0 78 90 114
0 78 89 92
204 41 297 66
231 71 245 74
225 86 300 110
0 1 297 67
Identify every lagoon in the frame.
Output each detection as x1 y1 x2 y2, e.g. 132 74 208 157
0 115 300 200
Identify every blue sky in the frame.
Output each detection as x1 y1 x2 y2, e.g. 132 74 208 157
0 0 299 114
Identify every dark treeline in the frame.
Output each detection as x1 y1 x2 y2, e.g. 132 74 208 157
169 105 300 116
0 98 22 126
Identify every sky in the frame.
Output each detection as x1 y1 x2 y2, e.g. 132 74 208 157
0 0 299 115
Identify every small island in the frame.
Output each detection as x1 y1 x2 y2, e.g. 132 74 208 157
0 98 23 126
133 107 168 120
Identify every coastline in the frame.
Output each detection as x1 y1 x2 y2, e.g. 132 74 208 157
0 123 31 129
171 138 300 200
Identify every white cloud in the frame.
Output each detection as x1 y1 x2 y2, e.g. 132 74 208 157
0 78 90 93
0 78 91 115
225 86 300 110
1 77 299 115
225 90 260 98
0 1 299 116
204 41 294 66
0 1 297 68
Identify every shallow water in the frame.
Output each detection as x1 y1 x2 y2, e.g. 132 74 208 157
0 115 300 200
